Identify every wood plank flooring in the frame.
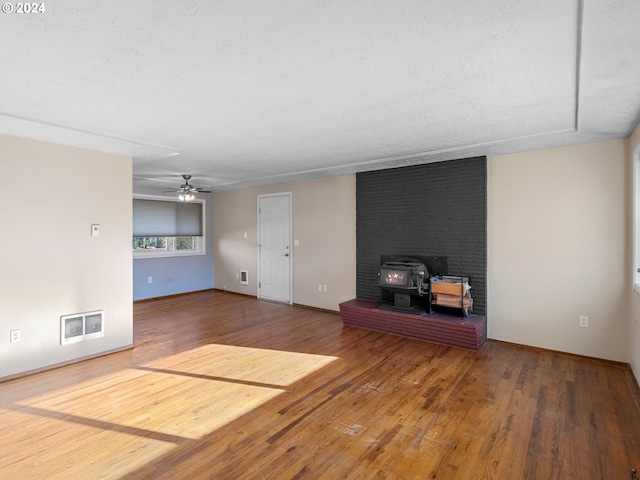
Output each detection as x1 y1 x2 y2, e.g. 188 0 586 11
1 289 640 479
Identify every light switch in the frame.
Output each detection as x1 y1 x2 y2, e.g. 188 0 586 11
91 224 100 237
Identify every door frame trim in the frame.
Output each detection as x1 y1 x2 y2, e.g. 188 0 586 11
257 192 293 304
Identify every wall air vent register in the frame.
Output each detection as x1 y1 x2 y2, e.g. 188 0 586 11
60 310 104 345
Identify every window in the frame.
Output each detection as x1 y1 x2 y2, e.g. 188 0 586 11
635 145 640 289
133 196 205 258
632 145 640 293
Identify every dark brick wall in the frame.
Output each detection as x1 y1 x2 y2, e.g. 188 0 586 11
356 157 487 315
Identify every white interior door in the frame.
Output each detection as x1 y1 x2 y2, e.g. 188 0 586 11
258 193 292 303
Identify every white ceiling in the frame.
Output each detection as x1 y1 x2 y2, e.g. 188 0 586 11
2 0 640 192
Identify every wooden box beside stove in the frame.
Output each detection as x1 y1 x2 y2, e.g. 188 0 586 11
430 276 472 316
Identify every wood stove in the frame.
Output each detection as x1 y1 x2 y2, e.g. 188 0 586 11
377 255 448 313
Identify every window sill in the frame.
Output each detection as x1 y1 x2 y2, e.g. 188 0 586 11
133 250 206 260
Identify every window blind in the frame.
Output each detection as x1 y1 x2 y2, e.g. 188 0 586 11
133 199 203 237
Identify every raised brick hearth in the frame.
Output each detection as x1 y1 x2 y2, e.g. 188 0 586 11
339 298 486 351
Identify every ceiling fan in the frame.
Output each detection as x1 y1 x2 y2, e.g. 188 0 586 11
165 174 211 202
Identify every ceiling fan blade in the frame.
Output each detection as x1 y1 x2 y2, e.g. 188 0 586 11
161 175 211 195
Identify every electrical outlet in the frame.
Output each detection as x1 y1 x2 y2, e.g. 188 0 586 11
318 284 322 292
579 316 589 328
147 276 153 284
10 329 21 343
323 284 328 292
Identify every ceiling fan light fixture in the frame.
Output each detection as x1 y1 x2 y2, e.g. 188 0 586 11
179 191 195 202
170 175 209 201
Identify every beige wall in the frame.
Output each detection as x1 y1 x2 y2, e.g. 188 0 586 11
488 140 630 362
0 134 133 379
214 175 356 311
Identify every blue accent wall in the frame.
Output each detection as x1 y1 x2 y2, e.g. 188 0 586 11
132 192 214 300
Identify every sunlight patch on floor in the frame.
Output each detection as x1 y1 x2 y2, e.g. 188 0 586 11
138 343 339 387
2 344 338 479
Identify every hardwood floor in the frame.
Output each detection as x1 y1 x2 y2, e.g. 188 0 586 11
1 290 640 479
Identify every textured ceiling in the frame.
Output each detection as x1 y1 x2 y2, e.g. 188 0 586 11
1 0 639 192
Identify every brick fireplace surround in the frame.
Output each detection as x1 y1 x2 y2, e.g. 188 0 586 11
351 156 488 350
339 299 487 351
